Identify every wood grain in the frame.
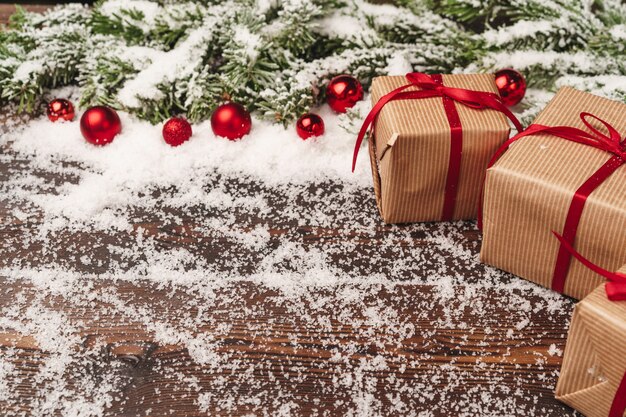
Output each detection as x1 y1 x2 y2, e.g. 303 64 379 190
0 4 581 416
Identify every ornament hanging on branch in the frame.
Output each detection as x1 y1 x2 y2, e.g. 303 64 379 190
326 75 363 113
296 113 325 140
495 69 526 107
211 102 252 141
80 106 122 146
47 98 75 122
162 117 192 147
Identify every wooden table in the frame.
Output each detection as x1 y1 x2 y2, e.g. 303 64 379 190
0 5 580 416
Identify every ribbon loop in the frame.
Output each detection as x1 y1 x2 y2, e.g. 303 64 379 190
580 112 622 145
552 232 626 301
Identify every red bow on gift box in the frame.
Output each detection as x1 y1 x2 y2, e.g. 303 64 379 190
353 72 522 221
480 112 626 294
552 231 626 301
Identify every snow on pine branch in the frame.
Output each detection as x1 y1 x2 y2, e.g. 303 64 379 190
0 0 625 123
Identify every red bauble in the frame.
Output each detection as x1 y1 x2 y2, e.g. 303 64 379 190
80 106 122 146
326 75 363 113
296 113 325 140
495 68 527 107
163 117 192 147
47 98 75 122
210 102 252 140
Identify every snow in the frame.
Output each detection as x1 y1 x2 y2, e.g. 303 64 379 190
479 50 599 73
5 101 369 231
116 16 221 108
483 20 556 46
3 0 616 411
99 0 161 30
0 88 577 415
610 24 626 41
384 53 413 76
13 60 44 81
316 13 377 42
233 25 262 61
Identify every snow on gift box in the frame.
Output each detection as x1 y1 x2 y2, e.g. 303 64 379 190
353 72 522 224
480 87 626 301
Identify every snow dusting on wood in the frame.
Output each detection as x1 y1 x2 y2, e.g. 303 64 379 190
0 97 578 416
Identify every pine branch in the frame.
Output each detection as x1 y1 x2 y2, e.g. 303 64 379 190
0 5 89 112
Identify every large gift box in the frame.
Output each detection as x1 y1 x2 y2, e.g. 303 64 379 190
481 87 626 300
362 73 518 224
556 278 626 417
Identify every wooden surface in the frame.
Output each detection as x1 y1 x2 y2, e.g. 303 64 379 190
0 4 581 416
0 4 50 25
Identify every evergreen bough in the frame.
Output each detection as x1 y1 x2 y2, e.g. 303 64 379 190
0 0 624 125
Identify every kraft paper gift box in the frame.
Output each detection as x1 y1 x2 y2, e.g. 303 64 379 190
481 87 626 300
556 277 626 417
366 73 516 224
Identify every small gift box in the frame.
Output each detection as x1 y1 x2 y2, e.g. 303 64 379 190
555 246 626 417
481 87 626 300
354 73 521 224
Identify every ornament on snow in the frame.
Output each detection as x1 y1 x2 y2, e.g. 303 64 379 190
296 113 325 140
47 98 75 122
326 75 364 113
163 116 192 147
495 68 527 107
80 106 122 146
211 102 252 140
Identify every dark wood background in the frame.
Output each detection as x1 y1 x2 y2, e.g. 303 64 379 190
0 4 581 416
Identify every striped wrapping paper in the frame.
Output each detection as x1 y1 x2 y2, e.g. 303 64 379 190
481 87 626 300
368 73 510 223
556 278 626 417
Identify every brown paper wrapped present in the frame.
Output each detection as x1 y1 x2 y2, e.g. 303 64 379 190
481 87 626 300
556 278 626 417
361 73 519 224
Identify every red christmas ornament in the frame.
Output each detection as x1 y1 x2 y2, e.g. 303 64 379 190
296 113 325 140
47 98 75 122
210 102 252 140
326 75 363 113
80 106 122 146
495 68 527 107
162 117 192 147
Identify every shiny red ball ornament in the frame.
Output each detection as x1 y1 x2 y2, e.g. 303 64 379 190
210 102 252 141
495 68 527 107
47 98 75 122
296 113 325 140
162 117 192 147
326 75 363 113
80 106 122 146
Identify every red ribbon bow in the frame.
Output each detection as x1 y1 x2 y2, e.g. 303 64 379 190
552 232 626 301
480 112 625 294
353 72 523 221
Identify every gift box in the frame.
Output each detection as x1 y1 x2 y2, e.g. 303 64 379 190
481 87 626 300
556 278 626 417
359 73 519 224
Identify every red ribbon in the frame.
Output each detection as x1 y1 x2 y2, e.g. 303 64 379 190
553 232 626 417
611 371 626 417
480 113 626 293
552 232 626 301
353 72 522 221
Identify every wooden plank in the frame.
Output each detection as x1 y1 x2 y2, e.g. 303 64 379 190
0 5 581 416
0 125 580 415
